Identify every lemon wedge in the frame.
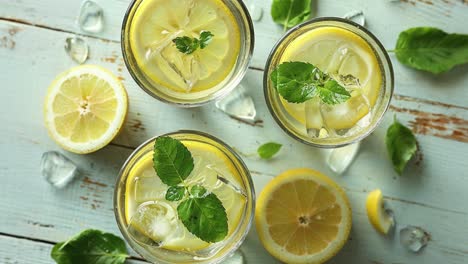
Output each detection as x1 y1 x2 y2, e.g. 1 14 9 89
366 189 394 234
44 65 128 154
255 168 352 264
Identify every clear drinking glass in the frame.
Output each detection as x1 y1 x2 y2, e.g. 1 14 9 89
121 0 254 107
264 17 394 148
114 130 255 263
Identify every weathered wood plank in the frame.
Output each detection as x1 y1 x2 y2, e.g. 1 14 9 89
1 0 468 106
0 234 149 264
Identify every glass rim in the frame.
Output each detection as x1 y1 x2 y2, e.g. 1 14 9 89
120 0 255 108
113 130 256 263
263 17 395 148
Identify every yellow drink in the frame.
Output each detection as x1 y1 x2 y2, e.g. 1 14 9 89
121 0 254 106
114 131 255 263
264 18 394 147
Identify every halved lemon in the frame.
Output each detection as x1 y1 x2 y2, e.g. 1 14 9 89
366 189 394 234
44 65 128 154
255 168 352 264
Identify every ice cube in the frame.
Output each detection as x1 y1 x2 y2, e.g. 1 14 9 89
248 4 263 22
215 85 257 123
127 201 184 247
40 151 79 188
64 37 89 64
342 10 366 27
326 142 360 174
134 176 167 203
400 226 430 253
224 249 245 264
78 0 104 33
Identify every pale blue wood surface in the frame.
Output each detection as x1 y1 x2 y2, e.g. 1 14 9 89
0 0 467 263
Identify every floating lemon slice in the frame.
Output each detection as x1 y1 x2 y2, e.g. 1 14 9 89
130 0 240 92
44 65 128 154
279 27 382 130
366 189 394 234
255 168 352 264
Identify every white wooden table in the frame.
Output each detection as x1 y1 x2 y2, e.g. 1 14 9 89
1 0 467 263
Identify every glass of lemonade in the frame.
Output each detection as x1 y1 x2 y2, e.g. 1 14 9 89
114 130 255 263
264 18 394 148
121 0 254 107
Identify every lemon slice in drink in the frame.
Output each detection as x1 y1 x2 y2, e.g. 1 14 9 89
44 65 128 154
255 168 351 264
366 189 394 234
130 0 240 92
280 27 382 130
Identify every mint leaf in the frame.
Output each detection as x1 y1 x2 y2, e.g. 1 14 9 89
271 62 318 103
166 186 185 201
173 36 199 54
177 192 228 243
317 79 351 105
386 118 418 175
199 31 214 49
271 0 312 30
271 61 351 105
394 27 468 74
190 185 207 198
258 142 282 160
153 136 194 186
173 31 214 54
51 229 128 264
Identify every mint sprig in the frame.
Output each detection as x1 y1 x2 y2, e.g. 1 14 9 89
271 61 351 105
153 136 228 243
173 31 214 54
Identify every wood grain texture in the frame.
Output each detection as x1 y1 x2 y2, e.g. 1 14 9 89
0 0 467 263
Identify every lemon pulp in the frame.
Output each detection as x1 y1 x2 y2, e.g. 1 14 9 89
255 169 352 264
124 140 246 251
279 27 382 131
129 0 240 94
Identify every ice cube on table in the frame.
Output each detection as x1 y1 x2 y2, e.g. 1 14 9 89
215 85 257 123
342 10 366 27
400 226 430 253
248 3 263 22
78 0 104 33
64 37 88 64
326 142 360 174
40 151 79 188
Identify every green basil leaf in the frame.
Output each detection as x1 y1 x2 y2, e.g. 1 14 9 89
153 136 194 186
51 229 128 264
258 142 283 160
271 0 312 29
386 118 418 175
199 31 214 49
317 79 352 105
177 193 228 242
271 61 318 103
190 185 207 198
394 27 468 74
166 186 186 201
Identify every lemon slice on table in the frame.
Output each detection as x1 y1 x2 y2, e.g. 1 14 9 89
366 189 394 234
44 65 128 154
280 27 382 130
255 168 352 264
130 0 240 92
